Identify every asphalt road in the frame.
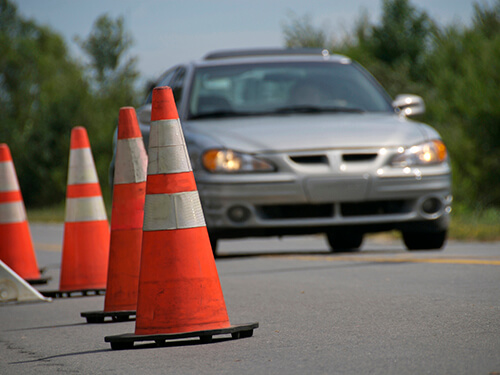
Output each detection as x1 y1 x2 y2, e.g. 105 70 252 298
1 223 499 374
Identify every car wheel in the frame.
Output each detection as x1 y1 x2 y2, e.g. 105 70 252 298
326 230 363 252
402 230 447 251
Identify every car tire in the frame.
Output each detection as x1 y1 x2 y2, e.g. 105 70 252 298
326 230 363 252
402 230 447 251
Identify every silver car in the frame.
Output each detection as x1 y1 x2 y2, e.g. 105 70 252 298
112 48 452 255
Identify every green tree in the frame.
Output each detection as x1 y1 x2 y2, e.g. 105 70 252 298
368 0 434 79
75 14 139 188
282 12 327 48
0 0 92 206
281 0 500 210
426 0 500 208
75 15 137 87
472 0 500 38
342 0 435 96
0 3 139 207
281 1 435 96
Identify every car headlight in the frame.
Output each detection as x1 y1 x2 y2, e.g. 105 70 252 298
202 149 275 173
391 140 448 167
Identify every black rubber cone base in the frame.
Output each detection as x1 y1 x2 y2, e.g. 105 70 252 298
41 288 105 298
105 322 259 350
81 310 136 323
26 276 51 285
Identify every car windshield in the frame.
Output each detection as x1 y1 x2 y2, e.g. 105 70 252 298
188 61 393 119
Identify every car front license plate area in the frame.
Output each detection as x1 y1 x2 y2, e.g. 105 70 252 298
304 176 370 203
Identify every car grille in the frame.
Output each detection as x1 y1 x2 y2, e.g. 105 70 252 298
257 204 333 219
341 200 411 216
256 200 411 220
289 155 328 165
341 153 378 162
289 153 378 165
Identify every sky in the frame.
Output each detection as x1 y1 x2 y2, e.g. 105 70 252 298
15 0 483 86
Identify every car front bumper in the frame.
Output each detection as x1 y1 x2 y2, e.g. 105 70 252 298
197 168 452 238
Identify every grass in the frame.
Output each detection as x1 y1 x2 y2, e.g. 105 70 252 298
26 203 66 223
27 200 112 223
26 202 500 242
448 207 500 241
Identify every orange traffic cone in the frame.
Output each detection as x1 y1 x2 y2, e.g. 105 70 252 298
0 144 47 284
81 107 147 322
43 127 110 298
105 87 257 349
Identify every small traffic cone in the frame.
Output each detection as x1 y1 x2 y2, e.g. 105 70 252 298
81 108 147 323
0 260 51 303
105 87 257 349
0 144 47 284
43 127 110 298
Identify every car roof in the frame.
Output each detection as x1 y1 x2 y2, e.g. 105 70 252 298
189 48 352 68
204 47 329 60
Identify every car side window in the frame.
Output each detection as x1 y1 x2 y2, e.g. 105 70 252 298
145 67 178 104
170 67 186 108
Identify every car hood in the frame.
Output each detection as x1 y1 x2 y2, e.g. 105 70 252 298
184 113 431 153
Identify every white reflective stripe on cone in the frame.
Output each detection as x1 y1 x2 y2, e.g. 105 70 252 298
149 119 185 148
0 162 19 192
65 196 107 222
67 148 99 185
143 191 206 231
114 138 148 185
0 201 26 224
147 144 192 175
148 119 192 174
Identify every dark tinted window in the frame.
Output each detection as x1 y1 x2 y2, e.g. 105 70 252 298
170 67 186 108
145 67 178 104
188 62 393 118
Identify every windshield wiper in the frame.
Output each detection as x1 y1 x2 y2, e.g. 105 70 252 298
190 110 241 120
189 106 365 120
189 110 265 120
274 105 365 114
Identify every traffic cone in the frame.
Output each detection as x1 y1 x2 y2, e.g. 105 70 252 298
0 144 47 284
43 127 110 298
81 107 147 323
0 259 51 303
105 87 257 349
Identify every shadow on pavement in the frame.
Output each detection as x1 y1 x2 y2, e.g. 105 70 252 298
5 322 94 332
216 248 405 260
9 349 110 364
9 336 235 364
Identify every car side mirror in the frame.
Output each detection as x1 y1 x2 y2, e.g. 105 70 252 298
138 104 152 124
392 94 425 117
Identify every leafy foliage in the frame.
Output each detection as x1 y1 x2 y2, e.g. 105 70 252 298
282 12 327 48
368 0 434 80
75 14 140 189
426 1 500 207
75 15 134 84
282 0 500 209
0 1 139 206
0 0 91 205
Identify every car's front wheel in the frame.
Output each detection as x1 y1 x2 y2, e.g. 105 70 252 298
326 230 363 253
402 230 447 251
